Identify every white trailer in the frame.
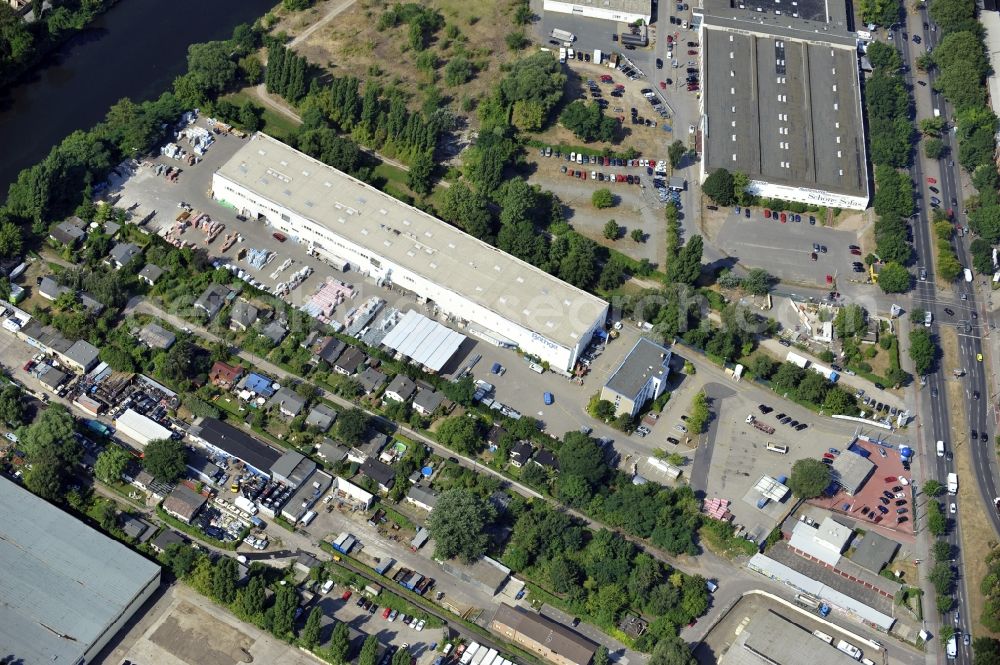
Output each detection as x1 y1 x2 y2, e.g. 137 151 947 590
948 472 958 494
551 28 576 42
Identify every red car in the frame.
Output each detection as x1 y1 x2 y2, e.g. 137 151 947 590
884 476 897 483
341 590 352 600
850 248 862 255
764 209 771 218
382 607 391 619
927 177 937 184
823 453 835 460
687 50 698 55
272 232 287 242
22 361 34 372
660 81 667 89
779 212 787 223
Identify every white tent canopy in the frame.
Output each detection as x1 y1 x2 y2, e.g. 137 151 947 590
381 310 466 372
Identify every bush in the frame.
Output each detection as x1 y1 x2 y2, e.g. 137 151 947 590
592 189 614 209
560 101 617 142
703 168 735 206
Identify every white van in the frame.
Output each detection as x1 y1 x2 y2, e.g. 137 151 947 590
528 362 545 373
937 440 945 457
300 510 317 526
924 310 933 327
321 579 335 594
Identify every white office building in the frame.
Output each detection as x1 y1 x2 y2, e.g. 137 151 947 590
213 134 609 373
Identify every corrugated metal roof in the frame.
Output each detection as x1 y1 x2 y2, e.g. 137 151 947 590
116 408 172 445
0 477 160 664
382 310 466 372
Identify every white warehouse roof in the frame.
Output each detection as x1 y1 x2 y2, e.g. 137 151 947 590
381 310 467 372
115 407 172 446
214 134 608 352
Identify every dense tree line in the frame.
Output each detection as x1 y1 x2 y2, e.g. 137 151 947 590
0 0 120 87
502 501 708 650
265 41 310 104
747 358 858 413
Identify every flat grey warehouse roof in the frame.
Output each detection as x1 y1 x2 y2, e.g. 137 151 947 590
700 0 854 45
215 134 608 350
0 476 160 664
702 28 866 198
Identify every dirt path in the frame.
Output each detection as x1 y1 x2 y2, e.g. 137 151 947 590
289 0 359 48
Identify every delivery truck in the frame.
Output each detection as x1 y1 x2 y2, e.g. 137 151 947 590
234 495 258 515
551 28 576 42
948 472 959 494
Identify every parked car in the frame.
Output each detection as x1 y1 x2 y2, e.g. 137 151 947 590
543 392 554 405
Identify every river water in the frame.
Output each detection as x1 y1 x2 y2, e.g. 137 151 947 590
0 0 275 195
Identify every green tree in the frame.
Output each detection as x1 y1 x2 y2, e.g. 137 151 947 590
211 557 239 604
933 539 953 561
834 303 867 339
444 56 474 86
18 404 81 502
788 458 831 498
929 560 955 594
648 635 697 665
267 584 299 638
335 408 369 446
925 137 946 159
592 188 614 209
436 415 484 455
703 168 735 206
668 140 687 169
359 635 380 665
327 620 351 663
630 228 645 242
686 391 710 434
928 500 947 536
186 41 238 96
143 438 187 483
594 646 611 665
94 446 132 484
748 354 776 379
877 262 911 293
909 328 936 375
558 431 609 487
427 489 496 562
0 222 23 258
393 646 413 665
407 149 435 195
923 479 944 497
667 235 703 285
161 542 200 578
603 219 621 239
559 101 616 142
973 638 1000 665
742 268 772 295
0 384 24 426
300 607 323 649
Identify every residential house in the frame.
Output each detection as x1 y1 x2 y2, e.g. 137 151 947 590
305 404 337 432
356 367 387 395
599 338 672 418
209 361 243 388
49 217 86 246
334 347 366 375
229 300 259 331
162 484 207 524
313 336 346 365
237 372 276 399
194 283 232 319
138 322 176 350
360 458 396 493
260 320 287 345
138 264 164 286
79 293 105 315
38 277 69 301
486 425 507 449
267 387 306 418
315 438 349 464
509 441 534 468
347 431 390 465
107 242 141 270
412 389 446 416
384 375 417 403
531 449 559 472
150 529 187 554
405 485 438 512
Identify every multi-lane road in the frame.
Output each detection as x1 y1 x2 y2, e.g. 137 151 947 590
893 8 997 661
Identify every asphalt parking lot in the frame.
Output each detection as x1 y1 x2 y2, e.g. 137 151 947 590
692 375 864 541
715 212 864 287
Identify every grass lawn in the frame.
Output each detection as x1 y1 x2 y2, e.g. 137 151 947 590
223 91 300 142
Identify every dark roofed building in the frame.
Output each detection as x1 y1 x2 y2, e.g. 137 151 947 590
162 484 207 524
314 336 346 364
80 293 105 315
360 458 396 493
509 441 534 468
413 389 446 415
138 322 176 350
64 339 100 372
194 283 232 319
490 604 597 665
348 430 390 464
599 338 671 417
270 450 317 489
267 387 306 418
38 276 70 301
357 367 388 394
316 438 349 463
229 300 260 331
260 320 287 345
849 531 900 574
486 425 507 448
334 347 367 375
150 528 187 553
384 375 417 403
50 217 86 246
306 404 337 431
138 263 164 286
189 417 282 476
532 449 559 471
108 242 141 269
